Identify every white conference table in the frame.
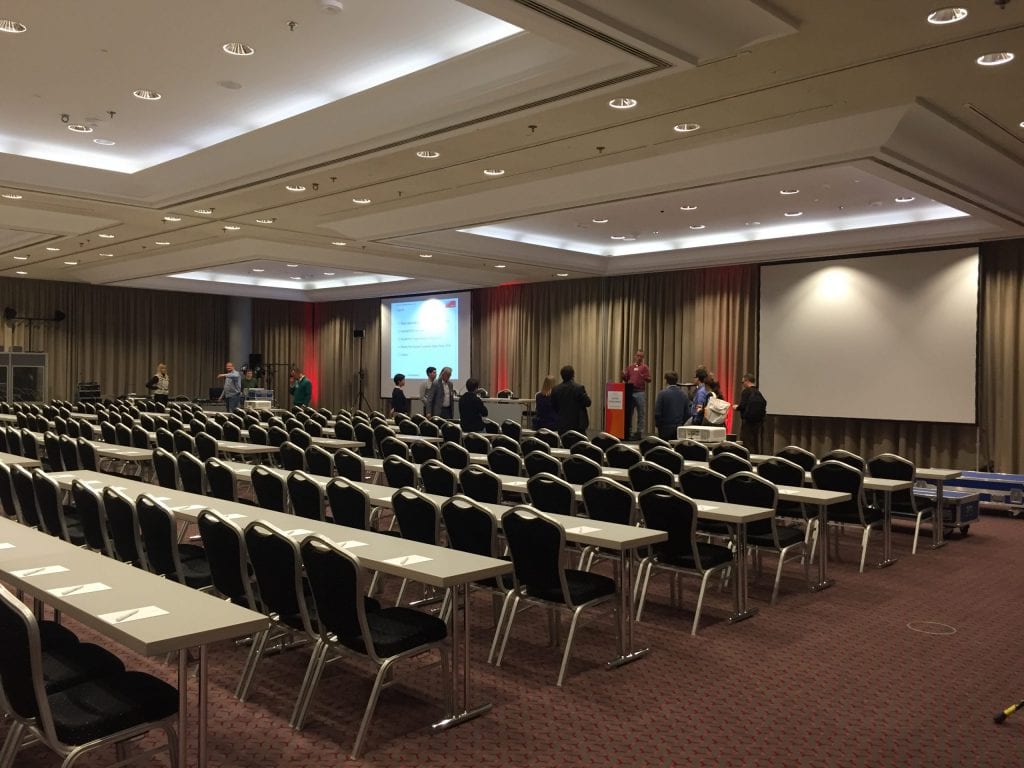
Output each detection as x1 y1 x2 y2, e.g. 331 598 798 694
0 515 268 768
0 450 42 468
48 469 511 734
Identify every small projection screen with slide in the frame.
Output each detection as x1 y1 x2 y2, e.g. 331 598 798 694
759 248 978 423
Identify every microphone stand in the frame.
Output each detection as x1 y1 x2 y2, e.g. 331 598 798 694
355 336 372 411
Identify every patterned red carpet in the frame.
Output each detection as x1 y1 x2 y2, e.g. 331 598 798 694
9 517 1024 767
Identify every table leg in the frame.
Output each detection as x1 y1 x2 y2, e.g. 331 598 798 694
931 480 947 549
198 645 209 768
728 521 758 623
878 490 897 568
177 649 188 768
431 583 492 731
608 548 649 668
810 504 834 591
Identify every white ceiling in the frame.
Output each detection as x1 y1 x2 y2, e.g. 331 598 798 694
1 0 1022 300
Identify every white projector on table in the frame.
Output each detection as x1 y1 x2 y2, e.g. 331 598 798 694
677 425 726 444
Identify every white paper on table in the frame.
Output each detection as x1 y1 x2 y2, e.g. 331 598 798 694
224 513 248 521
697 505 718 512
100 605 169 624
0 542 14 550
283 529 314 538
565 525 601 534
172 504 208 512
112 486 127 492
11 565 69 577
778 488 798 495
334 540 367 549
48 582 111 597
383 554 433 566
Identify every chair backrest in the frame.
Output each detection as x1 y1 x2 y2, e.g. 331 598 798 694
101 487 143 565
0 587 51 724
205 457 237 502
333 419 356 440
248 424 269 446
440 441 471 470
560 430 588 449
300 536 379 657
487 446 524 477
6 427 24 456
481 417 499 434
32 470 69 540
678 466 726 502
628 460 675 493
723 471 778 537
76 437 99 471
638 486 702 565
332 447 364 481
398 419 420 435
675 439 709 462
304 444 333 477
418 419 441 439
820 449 866 473
383 454 418 489
115 422 134 447
173 429 197 455
526 472 576 515
195 432 218 462
441 495 500 558
811 460 866 520
606 443 643 469
502 507 568 596
582 477 635 525
58 434 80 471
11 465 41 528
303 420 323 437
70 479 114 555
177 451 206 495
570 440 605 465
100 420 117 445
463 433 491 455
379 435 411 461
757 456 805 489
245 521 312 631
391 487 441 545
500 419 522 440
279 441 306 472
525 449 562 479
520 436 550 456
155 427 175 452
420 459 459 497
267 426 290 448
643 445 683 474
459 464 503 503
136 494 186 580
325 476 371 529
66 418 81 439
354 422 376 457
131 425 151 449
152 447 179 489
411 440 441 465
708 452 753 477
489 434 520 454
776 445 817 471
712 441 751 459
0 462 19 522
288 428 312 449
562 454 602 485
639 435 671 455
591 432 621 452
288 471 325 521
867 452 917 508
43 431 63 472
197 509 256 607
440 422 463 444
535 428 561 448
251 465 287 512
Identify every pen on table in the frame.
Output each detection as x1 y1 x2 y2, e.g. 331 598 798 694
114 609 139 623
20 567 46 576
59 584 84 596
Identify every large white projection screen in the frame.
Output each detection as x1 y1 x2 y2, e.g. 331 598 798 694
759 248 978 423
379 292 472 398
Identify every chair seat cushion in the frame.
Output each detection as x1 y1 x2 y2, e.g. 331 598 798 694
177 543 207 563
526 569 616 605
748 525 805 550
178 556 212 589
44 642 125 693
39 621 79 649
656 542 733 570
49 671 179 745
340 606 447 657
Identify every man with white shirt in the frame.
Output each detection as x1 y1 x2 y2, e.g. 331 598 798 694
428 366 456 419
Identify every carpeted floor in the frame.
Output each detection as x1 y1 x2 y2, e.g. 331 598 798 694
8 516 1024 768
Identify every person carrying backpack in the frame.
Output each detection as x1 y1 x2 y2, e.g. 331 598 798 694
734 372 767 453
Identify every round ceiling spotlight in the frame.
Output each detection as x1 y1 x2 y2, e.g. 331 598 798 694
155 241 170 246
321 0 344 13
679 205 698 211
97 233 115 238
0 19 27 33
331 241 347 246
895 195 916 203
222 42 255 56
352 197 372 204
927 7 968 24
2 193 23 200
285 184 306 192
783 211 804 217
93 138 116 146
592 217 609 223
133 89 162 101
63 261 78 266
689 224 706 230
419 253 433 259
223 225 241 231
255 218 275 224
608 97 637 109
68 124 93 133
482 169 505 177
976 52 1015 66
416 150 440 159
673 123 700 133
193 208 213 215
45 247 61 252
779 189 800 195
162 215 181 222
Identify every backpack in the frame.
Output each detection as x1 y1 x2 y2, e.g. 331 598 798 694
704 394 730 425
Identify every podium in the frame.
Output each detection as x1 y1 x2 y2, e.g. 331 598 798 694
605 382 626 439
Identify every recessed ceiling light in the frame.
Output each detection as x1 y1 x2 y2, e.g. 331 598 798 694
592 217 609 223
610 235 628 240
2 193 23 200
255 218 275 224
99 253 113 257
223 225 241 231
352 197 372 204
331 241 347 246
679 205 698 211
784 211 804 217
494 264 506 269
45 247 60 252
290 276 302 280
285 184 306 192
689 224 706 230
97 233 115 239
556 273 569 278
323 272 336 276
13 255 28 260
132 89 162 101
608 97 637 109
482 169 505 177
1020 120 1024 128
419 253 433 259
251 268 265 273
222 42 254 56
63 260 78 266
977 52 1015 66
162 215 181 222
0 19 27 33
895 195 916 203
155 241 170 246
927 7 968 24
15 270 27 275
67 124 93 133
92 138 116 146
193 208 213 215
780 189 800 195
673 123 700 133
745 221 761 226
416 150 440 159
286 263 299 268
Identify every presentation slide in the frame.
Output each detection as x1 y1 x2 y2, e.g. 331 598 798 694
380 292 472 398
759 248 978 423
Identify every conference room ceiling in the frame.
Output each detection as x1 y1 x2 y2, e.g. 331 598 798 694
0 0 1022 301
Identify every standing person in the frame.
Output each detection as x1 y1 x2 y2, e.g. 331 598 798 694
550 364 591 435
289 366 312 407
688 365 709 425
533 374 558 430
621 349 652 439
146 362 169 406
734 373 767 453
390 373 410 415
654 371 691 441
458 378 488 433
217 361 242 413
429 366 456 420
420 366 437 417
241 368 258 399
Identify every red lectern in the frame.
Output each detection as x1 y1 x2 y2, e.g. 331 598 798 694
605 382 626 439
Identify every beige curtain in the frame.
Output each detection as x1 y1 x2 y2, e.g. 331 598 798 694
0 277 228 401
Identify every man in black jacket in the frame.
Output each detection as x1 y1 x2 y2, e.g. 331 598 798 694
734 373 767 453
550 364 591 434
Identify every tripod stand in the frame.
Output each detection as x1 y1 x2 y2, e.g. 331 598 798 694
354 336 373 412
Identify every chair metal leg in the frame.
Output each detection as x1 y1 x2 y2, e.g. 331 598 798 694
291 640 327 729
395 578 409 606
236 628 270 701
163 723 180 768
691 571 713 636
771 553 786 605
0 722 25 768
495 595 521 667
635 561 653 622
859 526 872 573
487 591 514 665
350 659 393 759
912 512 923 555
556 606 585 687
